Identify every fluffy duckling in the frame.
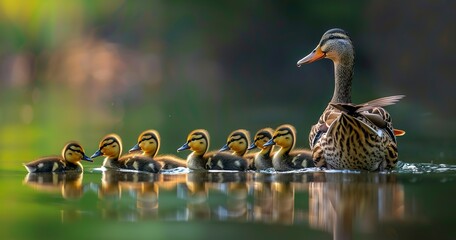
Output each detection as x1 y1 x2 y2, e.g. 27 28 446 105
177 129 248 171
91 134 161 173
24 142 92 173
129 129 187 169
247 128 274 170
219 129 256 169
264 124 315 171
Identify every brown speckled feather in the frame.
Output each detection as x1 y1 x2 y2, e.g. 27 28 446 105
298 29 404 171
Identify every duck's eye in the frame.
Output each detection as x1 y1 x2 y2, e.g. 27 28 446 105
199 141 203 144
285 136 290 140
68 152 73 156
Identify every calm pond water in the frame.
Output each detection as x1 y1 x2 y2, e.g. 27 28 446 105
3 163 456 240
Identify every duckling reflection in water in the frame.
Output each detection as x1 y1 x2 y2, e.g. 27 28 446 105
264 124 315 171
184 172 211 220
219 129 256 170
177 129 248 171
91 134 162 173
98 170 160 220
253 180 274 221
23 172 86 200
215 179 249 220
271 182 295 224
129 129 187 169
24 142 92 173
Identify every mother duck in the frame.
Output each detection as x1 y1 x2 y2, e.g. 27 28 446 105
297 28 404 171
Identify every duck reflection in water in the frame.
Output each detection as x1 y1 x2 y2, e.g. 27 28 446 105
23 172 89 222
23 170 405 232
182 172 211 220
180 171 250 221
98 171 160 220
98 170 188 221
210 172 249 221
308 173 404 239
23 172 86 200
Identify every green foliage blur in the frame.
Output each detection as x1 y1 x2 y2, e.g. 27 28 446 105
1 0 455 171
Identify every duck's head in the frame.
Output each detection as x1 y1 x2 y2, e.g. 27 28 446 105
177 129 209 155
129 129 160 157
62 142 92 164
248 128 274 150
297 28 354 66
263 124 296 149
91 134 122 159
219 129 250 156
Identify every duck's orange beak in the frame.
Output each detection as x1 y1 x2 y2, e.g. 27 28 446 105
297 46 325 67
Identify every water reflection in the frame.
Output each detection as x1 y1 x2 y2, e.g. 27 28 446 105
23 170 406 239
24 172 86 200
309 173 404 239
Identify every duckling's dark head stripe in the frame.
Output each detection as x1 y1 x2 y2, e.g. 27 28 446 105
255 131 272 141
67 144 85 155
189 131 207 143
139 133 158 144
100 137 119 149
227 131 247 144
273 125 296 140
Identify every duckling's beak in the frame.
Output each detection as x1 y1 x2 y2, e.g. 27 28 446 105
129 143 141 153
247 142 257 150
177 142 190 152
297 46 325 67
90 149 103 159
82 154 93 162
219 144 230 152
263 138 276 147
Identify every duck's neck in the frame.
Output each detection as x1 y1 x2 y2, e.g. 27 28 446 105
235 149 247 157
276 145 292 157
143 149 158 158
260 146 272 157
331 60 353 103
103 157 119 168
187 152 207 170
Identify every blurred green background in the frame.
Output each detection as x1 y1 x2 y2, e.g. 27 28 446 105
1 0 455 170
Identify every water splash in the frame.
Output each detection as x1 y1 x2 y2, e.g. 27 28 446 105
86 162 456 175
394 161 456 174
161 167 190 174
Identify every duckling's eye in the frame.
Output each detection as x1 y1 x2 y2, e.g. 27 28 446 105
285 136 290 140
68 152 73 156
199 141 203 144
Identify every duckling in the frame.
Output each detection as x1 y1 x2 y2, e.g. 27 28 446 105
129 129 187 169
219 129 256 169
24 142 92 173
247 128 274 170
90 134 161 173
177 129 248 171
264 124 315 171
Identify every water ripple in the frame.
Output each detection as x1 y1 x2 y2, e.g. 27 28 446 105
395 161 456 174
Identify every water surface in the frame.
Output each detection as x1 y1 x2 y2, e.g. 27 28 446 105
3 164 456 240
